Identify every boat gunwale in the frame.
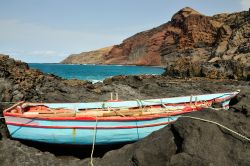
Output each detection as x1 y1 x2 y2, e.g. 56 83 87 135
18 91 237 107
3 108 196 121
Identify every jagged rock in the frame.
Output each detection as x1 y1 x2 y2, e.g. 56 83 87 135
0 54 250 166
229 87 250 116
164 58 250 80
171 7 202 24
80 108 250 166
0 139 77 166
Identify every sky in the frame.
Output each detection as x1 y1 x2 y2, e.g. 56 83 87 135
0 0 249 63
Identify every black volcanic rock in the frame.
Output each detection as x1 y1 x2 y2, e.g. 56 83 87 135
164 58 250 80
76 108 250 166
0 55 250 166
1 107 249 166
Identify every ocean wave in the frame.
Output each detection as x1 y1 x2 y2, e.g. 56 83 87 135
91 80 103 83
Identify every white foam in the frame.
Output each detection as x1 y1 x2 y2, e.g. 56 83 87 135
91 80 103 84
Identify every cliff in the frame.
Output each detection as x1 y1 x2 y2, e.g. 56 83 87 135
61 7 250 67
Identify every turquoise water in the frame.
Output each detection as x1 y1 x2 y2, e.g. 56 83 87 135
28 63 165 82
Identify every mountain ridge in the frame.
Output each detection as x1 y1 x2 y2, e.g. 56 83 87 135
61 46 113 64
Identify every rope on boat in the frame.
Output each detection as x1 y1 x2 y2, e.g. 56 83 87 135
113 109 126 117
136 99 143 108
180 116 250 142
90 117 98 166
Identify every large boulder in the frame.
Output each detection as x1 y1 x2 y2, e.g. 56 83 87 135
164 58 250 80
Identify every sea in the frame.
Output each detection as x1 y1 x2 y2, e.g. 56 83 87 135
28 63 165 83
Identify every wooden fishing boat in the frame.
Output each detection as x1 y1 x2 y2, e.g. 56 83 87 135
3 90 240 145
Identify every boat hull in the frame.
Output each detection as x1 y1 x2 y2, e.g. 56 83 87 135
5 115 178 145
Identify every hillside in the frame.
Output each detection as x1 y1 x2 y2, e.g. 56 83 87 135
61 7 250 67
61 46 113 64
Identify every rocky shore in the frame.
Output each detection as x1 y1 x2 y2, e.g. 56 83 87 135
81 109 250 166
163 58 250 80
0 55 249 165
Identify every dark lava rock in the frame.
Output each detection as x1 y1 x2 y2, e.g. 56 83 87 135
79 109 250 166
164 58 250 80
0 139 84 166
0 55 250 165
229 86 250 116
1 108 249 166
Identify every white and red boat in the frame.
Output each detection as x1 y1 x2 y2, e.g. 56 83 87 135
3 90 240 145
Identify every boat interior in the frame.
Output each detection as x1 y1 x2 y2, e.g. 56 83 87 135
4 100 211 118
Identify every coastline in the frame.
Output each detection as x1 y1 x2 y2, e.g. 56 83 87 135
28 63 165 82
43 62 165 68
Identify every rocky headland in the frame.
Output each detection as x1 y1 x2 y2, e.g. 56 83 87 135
61 7 250 70
0 54 250 165
61 46 113 64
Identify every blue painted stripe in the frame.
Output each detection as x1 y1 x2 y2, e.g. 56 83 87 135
7 124 167 145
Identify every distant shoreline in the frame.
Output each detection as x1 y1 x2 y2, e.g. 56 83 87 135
28 63 165 68
28 63 165 82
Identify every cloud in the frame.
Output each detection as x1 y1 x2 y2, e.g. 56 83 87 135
0 50 66 63
27 50 64 57
0 19 127 62
240 0 250 10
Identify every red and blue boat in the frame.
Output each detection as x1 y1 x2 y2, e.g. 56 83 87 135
3 90 239 145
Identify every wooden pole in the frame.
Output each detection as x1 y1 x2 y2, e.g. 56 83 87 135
116 93 118 101
110 93 113 100
190 95 193 105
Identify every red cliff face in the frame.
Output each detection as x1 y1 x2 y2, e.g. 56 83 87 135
105 7 216 65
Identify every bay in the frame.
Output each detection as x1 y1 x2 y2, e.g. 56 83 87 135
28 63 165 82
